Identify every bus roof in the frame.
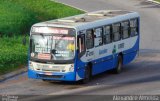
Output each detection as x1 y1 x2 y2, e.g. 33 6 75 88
33 10 139 30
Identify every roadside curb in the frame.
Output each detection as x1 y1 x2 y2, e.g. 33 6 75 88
0 67 27 82
53 0 87 12
147 0 160 5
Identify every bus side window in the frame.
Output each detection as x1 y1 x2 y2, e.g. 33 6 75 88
94 27 103 47
104 25 112 44
112 23 121 41
130 18 138 37
121 21 130 39
78 34 85 53
86 29 94 49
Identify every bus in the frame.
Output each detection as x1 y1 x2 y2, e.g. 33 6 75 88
28 10 140 83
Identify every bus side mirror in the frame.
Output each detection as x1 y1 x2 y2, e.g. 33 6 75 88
22 36 26 46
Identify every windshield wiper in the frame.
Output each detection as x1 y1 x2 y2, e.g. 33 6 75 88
40 33 45 38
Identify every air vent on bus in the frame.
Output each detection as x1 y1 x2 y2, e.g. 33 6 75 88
87 10 112 16
57 19 76 23
57 17 86 23
74 17 86 22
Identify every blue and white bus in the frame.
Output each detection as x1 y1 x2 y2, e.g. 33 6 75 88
28 10 140 83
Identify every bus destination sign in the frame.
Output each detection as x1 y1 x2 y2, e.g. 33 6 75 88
32 27 69 34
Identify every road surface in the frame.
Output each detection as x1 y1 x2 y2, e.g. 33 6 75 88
0 0 160 100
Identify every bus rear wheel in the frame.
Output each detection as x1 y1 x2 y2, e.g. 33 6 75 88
82 65 92 84
113 55 123 74
42 79 50 82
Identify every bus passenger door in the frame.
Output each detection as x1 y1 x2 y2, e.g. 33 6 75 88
76 31 91 80
76 30 94 80
77 29 95 77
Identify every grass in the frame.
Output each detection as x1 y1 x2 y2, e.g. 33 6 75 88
10 0 83 20
0 0 83 75
0 1 37 36
0 0 83 36
0 36 28 75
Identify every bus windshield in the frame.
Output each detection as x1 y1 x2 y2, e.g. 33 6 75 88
30 34 75 61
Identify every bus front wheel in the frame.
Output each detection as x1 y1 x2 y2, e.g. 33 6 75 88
82 65 92 84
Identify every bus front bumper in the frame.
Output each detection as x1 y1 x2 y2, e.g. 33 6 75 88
28 69 76 81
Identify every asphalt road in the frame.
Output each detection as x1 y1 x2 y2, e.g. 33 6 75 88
0 0 160 100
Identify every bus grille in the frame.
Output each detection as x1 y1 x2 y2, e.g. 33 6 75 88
37 74 63 79
36 64 65 72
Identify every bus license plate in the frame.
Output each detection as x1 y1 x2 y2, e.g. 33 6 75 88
44 72 52 75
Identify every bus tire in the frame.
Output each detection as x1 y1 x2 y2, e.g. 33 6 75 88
42 79 49 82
42 79 53 83
82 65 92 84
113 55 123 74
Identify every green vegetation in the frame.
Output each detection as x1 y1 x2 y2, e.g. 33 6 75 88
0 1 36 36
0 0 83 75
155 0 160 2
0 0 83 36
0 36 28 75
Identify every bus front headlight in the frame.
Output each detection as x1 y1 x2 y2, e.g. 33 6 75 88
69 64 74 72
29 61 34 70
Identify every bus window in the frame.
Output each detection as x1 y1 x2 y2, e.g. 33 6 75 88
121 21 130 39
78 34 85 53
130 18 138 37
86 29 94 49
94 27 103 47
112 23 121 41
104 25 112 44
